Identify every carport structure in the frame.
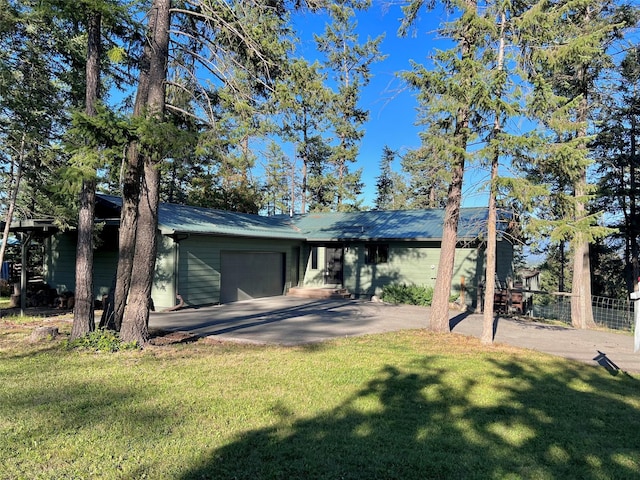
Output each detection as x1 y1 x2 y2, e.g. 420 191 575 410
0 219 58 315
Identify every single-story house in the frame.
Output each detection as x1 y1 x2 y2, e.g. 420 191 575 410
34 195 514 310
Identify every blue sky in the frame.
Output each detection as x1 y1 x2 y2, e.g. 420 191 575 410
290 2 493 209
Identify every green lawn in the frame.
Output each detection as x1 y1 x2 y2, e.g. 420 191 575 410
1 318 639 480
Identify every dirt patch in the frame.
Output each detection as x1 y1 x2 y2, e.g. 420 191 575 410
148 329 237 347
0 306 74 319
148 330 200 346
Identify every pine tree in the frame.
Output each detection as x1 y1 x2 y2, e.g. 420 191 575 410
593 46 640 292
374 146 395 210
0 0 73 278
401 145 449 209
71 4 101 339
113 0 295 342
262 141 295 215
518 0 634 328
315 0 384 211
276 58 332 214
481 5 508 345
400 0 492 332
374 145 409 210
119 0 171 345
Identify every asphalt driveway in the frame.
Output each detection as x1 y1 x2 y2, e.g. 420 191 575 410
149 296 430 345
149 296 640 374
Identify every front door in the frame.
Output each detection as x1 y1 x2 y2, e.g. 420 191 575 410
325 247 343 285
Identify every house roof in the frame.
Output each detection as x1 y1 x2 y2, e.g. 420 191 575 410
0 219 59 236
292 208 492 242
97 195 305 240
97 195 497 243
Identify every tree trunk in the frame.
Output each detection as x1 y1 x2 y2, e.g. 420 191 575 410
0 134 24 271
428 0 475 333
102 2 156 331
289 158 295 216
571 231 595 328
111 147 142 330
120 161 160 344
559 241 566 292
120 0 170 345
570 59 595 329
481 143 499 341
571 171 596 329
481 197 497 344
71 10 101 339
430 157 465 332
301 128 308 214
630 110 639 290
481 10 506 345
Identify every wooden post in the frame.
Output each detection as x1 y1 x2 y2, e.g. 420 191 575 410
631 289 640 353
19 232 32 316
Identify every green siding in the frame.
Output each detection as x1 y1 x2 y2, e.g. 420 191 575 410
496 240 514 284
44 230 119 299
44 222 513 311
45 234 76 294
151 235 176 310
299 241 507 309
94 228 119 299
473 239 515 285
178 235 303 306
341 242 479 301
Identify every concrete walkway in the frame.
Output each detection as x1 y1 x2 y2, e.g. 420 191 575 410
149 296 640 375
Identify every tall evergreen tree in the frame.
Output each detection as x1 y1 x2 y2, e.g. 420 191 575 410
119 0 171 344
71 4 101 339
374 145 409 210
593 46 640 292
401 145 449 209
276 58 332 214
263 141 295 215
112 0 295 342
374 145 395 210
519 0 633 328
0 0 70 274
400 0 492 332
315 0 384 211
481 5 508 345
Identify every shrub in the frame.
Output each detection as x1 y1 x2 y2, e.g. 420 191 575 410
63 329 139 353
381 284 434 306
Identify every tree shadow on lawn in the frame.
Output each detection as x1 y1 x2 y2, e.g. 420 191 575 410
180 357 640 480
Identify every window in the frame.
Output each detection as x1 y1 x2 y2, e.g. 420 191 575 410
311 246 318 270
365 244 389 264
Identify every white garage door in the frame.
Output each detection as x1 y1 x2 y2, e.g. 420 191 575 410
220 251 285 303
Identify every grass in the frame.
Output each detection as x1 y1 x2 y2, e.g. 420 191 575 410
0 296 10 309
1 317 639 479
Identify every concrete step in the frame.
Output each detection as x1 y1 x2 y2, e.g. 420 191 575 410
287 287 351 299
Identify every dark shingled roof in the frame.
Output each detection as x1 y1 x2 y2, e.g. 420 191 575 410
96 195 497 241
97 195 304 240
291 208 490 241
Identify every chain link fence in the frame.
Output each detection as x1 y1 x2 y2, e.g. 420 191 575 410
531 294 634 332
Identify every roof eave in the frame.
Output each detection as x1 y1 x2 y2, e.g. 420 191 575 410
305 236 481 242
159 227 305 241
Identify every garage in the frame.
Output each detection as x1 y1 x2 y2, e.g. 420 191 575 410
220 251 285 303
